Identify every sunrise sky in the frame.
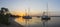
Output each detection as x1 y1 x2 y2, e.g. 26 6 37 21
0 0 60 26
0 0 60 16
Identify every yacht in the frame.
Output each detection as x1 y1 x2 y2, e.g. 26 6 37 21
41 1 50 20
23 15 32 19
42 15 50 20
22 8 32 19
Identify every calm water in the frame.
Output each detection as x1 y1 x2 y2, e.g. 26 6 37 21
15 17 60 27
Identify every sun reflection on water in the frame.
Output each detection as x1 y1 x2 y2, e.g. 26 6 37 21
15 17 41 26
14 12 41 26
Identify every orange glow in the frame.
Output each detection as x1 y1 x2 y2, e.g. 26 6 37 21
11 11 26 16
14 12 25 23
13 11 41 24
15 17 25 23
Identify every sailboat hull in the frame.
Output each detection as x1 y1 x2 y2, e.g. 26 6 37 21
23 16 32 19
41 16 50 20
42 18 50 20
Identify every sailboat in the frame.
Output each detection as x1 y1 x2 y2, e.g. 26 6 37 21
23 8 32 19
23 15 32 19
41 1 50 20
41 12 50 20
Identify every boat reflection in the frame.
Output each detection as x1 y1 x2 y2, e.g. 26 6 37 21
41 17 51 27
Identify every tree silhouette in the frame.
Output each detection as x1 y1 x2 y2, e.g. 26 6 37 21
0 7 24 27
0 7 10 25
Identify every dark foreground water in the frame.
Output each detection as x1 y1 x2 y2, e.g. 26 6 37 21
15 17 60 27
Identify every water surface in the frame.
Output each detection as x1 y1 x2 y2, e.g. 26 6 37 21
15 17 60 27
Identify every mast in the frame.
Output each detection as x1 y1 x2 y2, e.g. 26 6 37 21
47 0 48 16
28 8 30 16
25 9 27 16
25 8 30 16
